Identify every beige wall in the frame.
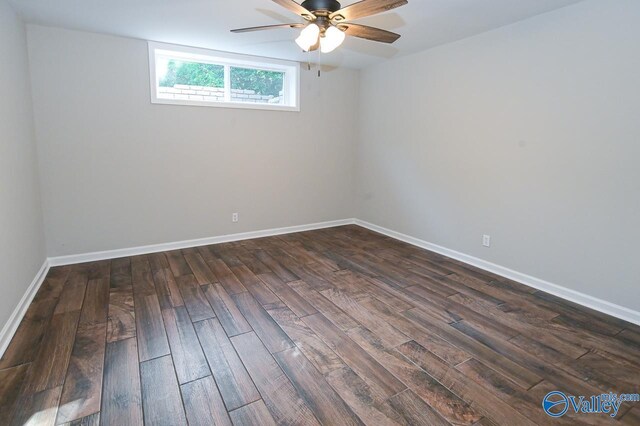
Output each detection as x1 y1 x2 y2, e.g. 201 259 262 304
10 0 640 325
0 1 47 330
27 25 358 257
356 0 640 311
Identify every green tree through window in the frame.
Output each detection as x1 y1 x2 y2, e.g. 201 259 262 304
231 67 284 97
159 60 284 97
160 60 224 88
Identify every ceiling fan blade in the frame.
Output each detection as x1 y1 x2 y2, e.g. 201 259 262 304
231 23 306 33
338 23 401 43
330 0 408 22
272 0 315 20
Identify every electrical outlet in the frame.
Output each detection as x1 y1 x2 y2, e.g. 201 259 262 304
482 235 491 247
232 213 239 223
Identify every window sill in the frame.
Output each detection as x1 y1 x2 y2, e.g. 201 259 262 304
150 97 300 112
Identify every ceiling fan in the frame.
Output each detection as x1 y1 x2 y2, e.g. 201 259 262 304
231 0 408 53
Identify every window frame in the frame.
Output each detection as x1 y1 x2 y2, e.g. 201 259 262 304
148 41 300 112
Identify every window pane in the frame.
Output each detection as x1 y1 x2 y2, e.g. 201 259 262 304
159 59 224 87
150 43 299 110
230 67 285 104
157 58 224 102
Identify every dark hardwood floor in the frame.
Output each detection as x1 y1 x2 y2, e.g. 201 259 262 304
1 225 639 425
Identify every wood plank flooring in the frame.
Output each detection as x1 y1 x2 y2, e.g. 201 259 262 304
1 225 639 425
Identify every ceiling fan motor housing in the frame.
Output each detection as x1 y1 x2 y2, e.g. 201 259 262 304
301 0 341 14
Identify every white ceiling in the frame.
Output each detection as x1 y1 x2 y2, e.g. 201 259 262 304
11 0 585 69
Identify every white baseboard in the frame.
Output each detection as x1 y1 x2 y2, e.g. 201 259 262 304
0 260 50 359
355 219 640 327
1 219 353 359
5 217 633 362
48 218 356 267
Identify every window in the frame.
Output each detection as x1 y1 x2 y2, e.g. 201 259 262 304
149 42 300 111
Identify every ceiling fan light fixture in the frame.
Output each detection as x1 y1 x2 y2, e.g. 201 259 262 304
295 23 320 51
320 25 345 53
231 0 405 53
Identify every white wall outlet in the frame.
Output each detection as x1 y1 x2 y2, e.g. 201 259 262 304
232 213 239 223
482 234 491 247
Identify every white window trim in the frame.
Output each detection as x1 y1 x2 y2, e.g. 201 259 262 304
148 41 300 112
